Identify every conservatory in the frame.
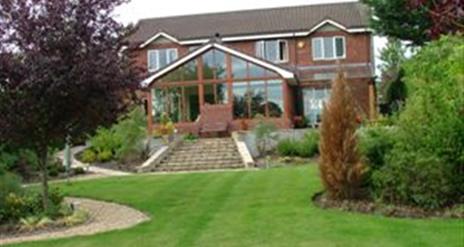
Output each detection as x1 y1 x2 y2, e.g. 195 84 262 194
141 42 297 135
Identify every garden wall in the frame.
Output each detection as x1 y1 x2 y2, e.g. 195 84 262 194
235 128 312 158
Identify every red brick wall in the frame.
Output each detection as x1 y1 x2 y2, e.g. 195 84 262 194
130 31 373 73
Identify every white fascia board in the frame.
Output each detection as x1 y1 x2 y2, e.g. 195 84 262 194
139 32 180 48
179 39 209 45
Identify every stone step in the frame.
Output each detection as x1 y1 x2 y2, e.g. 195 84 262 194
161 159 243 166
166 152 240 158
163 156 241 163
155 163 244 172
175 145 237 151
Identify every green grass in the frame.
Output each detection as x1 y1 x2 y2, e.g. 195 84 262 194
10 165 463 247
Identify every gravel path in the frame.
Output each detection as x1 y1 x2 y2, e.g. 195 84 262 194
0 197 150 246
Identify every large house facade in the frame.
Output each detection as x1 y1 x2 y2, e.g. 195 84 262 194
127 2 376 135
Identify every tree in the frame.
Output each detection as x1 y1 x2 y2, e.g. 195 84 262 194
363 0 463 45
319 72 364 200
0 0 140 210
378 38 408 114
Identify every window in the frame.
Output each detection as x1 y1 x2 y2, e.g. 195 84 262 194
312 37 345 60
233 80 283 119
202 49 226 80
152 85 199 123
147 48 178 72
256 40 288 63
303 88 331 126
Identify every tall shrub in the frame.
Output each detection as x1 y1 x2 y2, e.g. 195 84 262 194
319 72 364 200
372 35 464 208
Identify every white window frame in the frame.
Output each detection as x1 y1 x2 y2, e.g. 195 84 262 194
311 36 346 61
256 39 289 63
147 48 178 72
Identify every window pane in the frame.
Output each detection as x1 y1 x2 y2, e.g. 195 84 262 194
256 41 264 58
202 49 226 80
323 37 334 59
182 85 200 122
249 81 266 118
312 39 323 59
265 40 278 61
216 83 228 104
267 80 284 117
148 51 158 71
168 49 178 63
159 60 198 82
231 56 247 79
233 82 249 118
152 87 181 123
335 37 345 57
158 50 168 68
303 88 331 125
249 63 266 78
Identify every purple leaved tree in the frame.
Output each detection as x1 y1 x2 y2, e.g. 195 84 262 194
0 0 141 210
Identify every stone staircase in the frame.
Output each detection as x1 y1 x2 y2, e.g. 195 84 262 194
155 138 245 172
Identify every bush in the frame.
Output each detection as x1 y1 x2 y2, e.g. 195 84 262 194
89 127 121 158
276 139 299 156
359 126 396 171
81 149 97 164
319 72 364 200
296 130 319 158
113 107 147 161
372 151 454 209
370 36 464 208
97 150 113 162
2 193 29 223
0 172 23 211
253 115 277 157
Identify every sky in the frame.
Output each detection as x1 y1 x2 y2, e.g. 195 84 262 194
114 0 387 75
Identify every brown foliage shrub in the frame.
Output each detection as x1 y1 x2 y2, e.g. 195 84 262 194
319 72 365 200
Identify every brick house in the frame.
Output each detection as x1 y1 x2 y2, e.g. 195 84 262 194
127 2 376 135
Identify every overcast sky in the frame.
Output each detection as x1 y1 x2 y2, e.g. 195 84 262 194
114 0 386 75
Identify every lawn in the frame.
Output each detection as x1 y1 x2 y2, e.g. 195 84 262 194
10 165 463 247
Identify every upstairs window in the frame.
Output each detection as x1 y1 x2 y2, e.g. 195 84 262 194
147 48 178 72
312 36 345 60
256 40 288 63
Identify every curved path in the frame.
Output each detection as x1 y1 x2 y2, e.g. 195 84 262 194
0 197 150 246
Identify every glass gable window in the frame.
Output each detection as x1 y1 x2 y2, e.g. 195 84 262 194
312 37 345 60
303 88 331 126
148 48 178 72
256 40 288 63
159 60 198 82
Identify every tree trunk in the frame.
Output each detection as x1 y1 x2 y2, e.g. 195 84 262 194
38 149 49 211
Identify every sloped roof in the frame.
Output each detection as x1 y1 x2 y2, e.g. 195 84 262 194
129 2 370 44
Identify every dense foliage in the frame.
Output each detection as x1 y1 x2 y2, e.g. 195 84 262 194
319 73 364 200
276 130 319 158
0 172 66 225
0 0 140 209
369 35 464 209
363 0 463 45
84 108 148 164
